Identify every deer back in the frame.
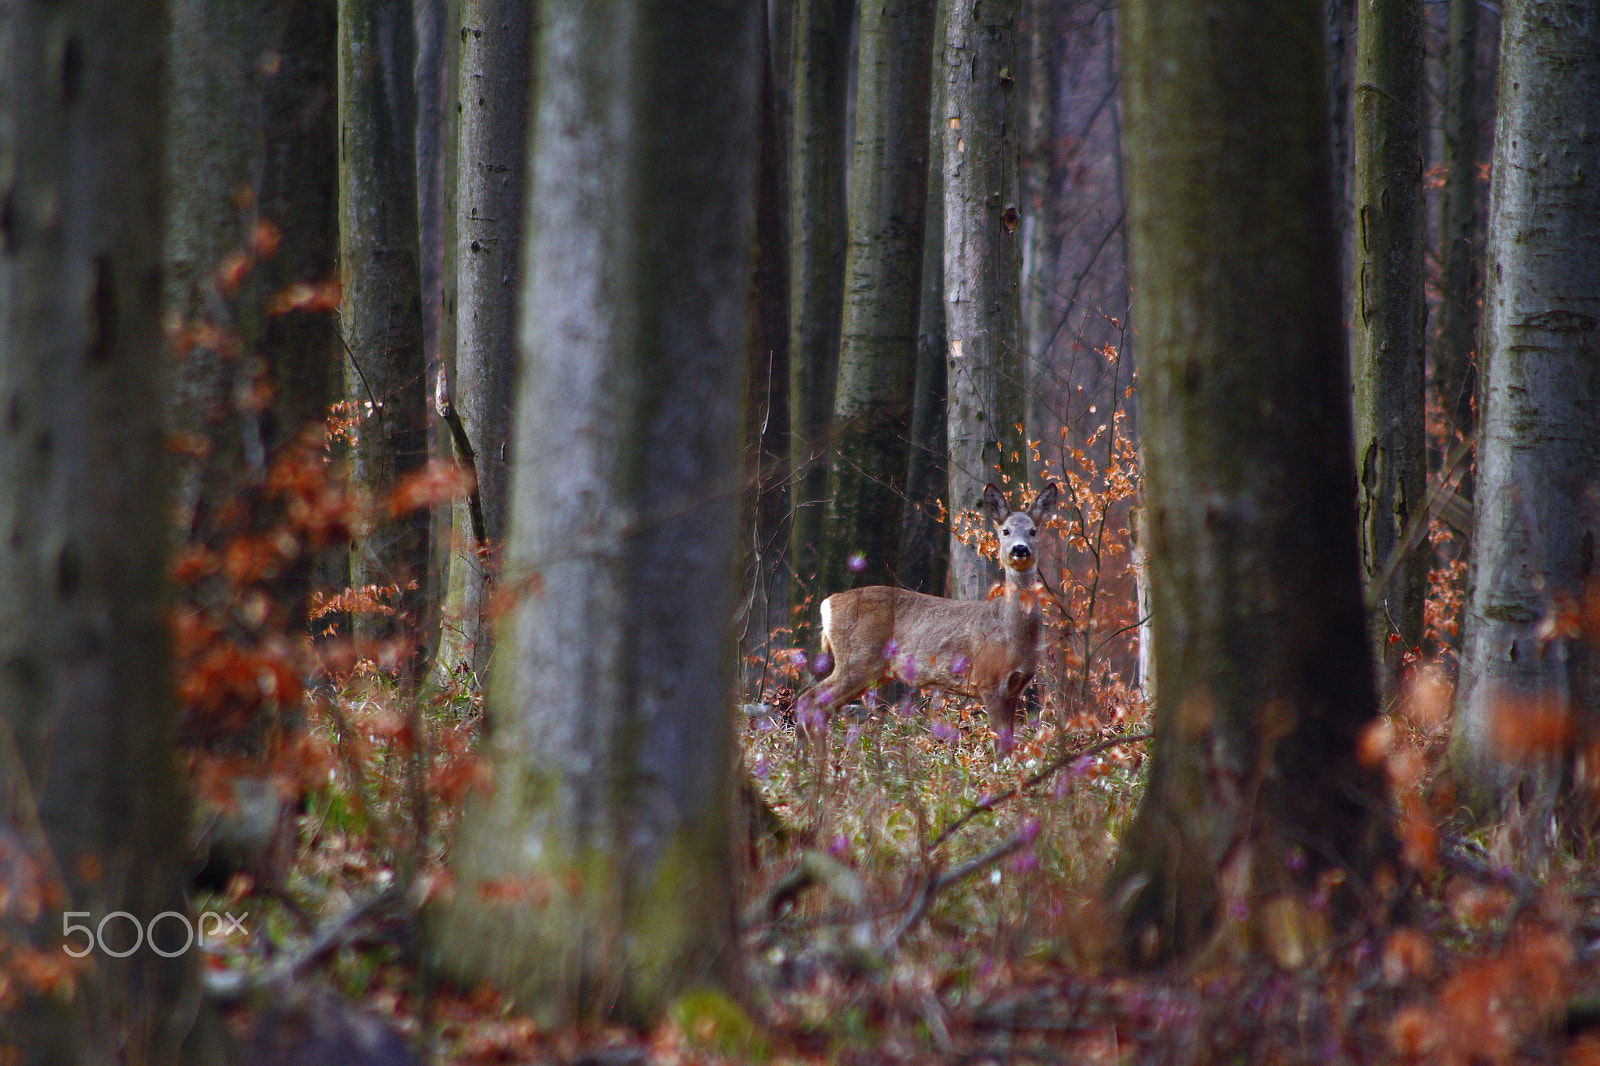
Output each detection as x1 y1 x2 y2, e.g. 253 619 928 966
820 584 1043 699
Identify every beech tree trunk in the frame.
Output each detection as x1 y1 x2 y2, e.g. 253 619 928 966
1437 0 1484 443
166 0 338 892
745 24 793 647
338 0 432 659
1450 2 1600 817
1106 0 1392 967
167 0 339 522
818 0 935 592
429 0 760 1024
437 0 532 680
899 128 949 597
942 0 1026 600
1349 0 1425 697
0 2 223 1059
786 0 853 609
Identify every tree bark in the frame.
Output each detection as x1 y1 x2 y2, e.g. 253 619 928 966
1437 0 1484 443
1018 0 1059 447
745 23 793 647
1349 0 1425 697
166 0 338 892
437 0 533 680
786 0 853 610
167 0 339 521
0 2 224 1059
428 0 761 1024
818 0 936 592
1106 0 1392 967
899 138 949 597
338 0 432 661
900 10 950 599
942 0 1026 600
1450 2 1600 816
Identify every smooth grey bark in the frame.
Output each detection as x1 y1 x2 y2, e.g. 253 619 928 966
415 0 459 674
437 0 533 681
166 0 338 891
415 0 457 373
942 0 1026 600
744 24 794 649
339 0 431 659
818 0 936 592
1437 0 1484 441
899 125 949 597
1105 0 1391 966
1018 0 1059 444
786 0 853 610
429 0 761 1024
0 2 223 1059
167 0 339 518
1350 0 1425 697
1451 3 1600 808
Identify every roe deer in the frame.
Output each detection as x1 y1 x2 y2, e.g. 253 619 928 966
800 482 1060 746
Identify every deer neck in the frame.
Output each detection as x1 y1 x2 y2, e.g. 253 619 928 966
1000 565 1042 615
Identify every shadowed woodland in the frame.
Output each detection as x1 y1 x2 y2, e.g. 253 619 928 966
3 0 1600 1064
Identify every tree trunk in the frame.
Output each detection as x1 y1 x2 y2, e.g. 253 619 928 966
0 2 224 1059
437 0 533 680
900 17 950 599
745 24 794 651
899 144 949 597
1450 2 1600 822
414 0 457 375
818 0 936 592
339 0 432 662
167 0 340 520
942 0 1026 600
415 0 461 674
1106 0 1392 967
1018 0 1059 448
167 0 338 891
786 0 853 611
428 0 761 1025
1349 0 1425 698
1436 0 1484 444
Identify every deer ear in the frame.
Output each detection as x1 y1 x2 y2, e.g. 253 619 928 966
981 483 1009 524
1030 482 1059 519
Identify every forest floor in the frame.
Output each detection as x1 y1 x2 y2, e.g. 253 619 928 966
201 659 1600 1066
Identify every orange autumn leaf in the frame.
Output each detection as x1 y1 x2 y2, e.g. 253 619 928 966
1487 692 1572 758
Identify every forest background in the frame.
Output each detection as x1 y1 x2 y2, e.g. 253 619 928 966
3 0 1600 1064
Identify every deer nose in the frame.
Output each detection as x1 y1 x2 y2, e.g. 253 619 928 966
1009 543 1032 561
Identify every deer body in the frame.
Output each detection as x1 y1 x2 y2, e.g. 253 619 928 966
804 483 1058 737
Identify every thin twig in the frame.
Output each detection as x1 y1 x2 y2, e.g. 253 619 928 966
927 731 1152 853
884 831 1032 951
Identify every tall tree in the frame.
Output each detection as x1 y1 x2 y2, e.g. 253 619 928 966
1105 0 1392 965
166 0 339 889
338 0 431 659
1436 0 1485 442
167 0 340 514
428 0 761 1024
745 18 794 644
1450 3 1600 815
942 0 1027 600
414 0 458 375
437 0 533 680
0 1 223 1059
786 0 853 609
899 120 950 597
1349 0 1425 696
818 0 936 592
